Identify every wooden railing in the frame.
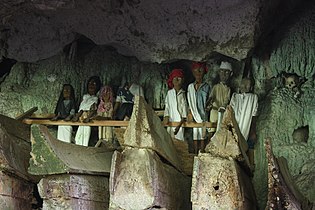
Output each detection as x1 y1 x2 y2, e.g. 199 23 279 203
21 107 216 128
22 118 216 128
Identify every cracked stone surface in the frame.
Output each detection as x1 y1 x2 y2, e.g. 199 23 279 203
0 0 300 62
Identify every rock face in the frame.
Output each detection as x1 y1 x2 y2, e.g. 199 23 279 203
0 47 168 118
253 88 315 209
0 114 38 209
38 174 109 210
252 1 315 97
0 0 300 63
264 138 313 210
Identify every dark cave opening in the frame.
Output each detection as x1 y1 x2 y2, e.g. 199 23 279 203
0 58 16 77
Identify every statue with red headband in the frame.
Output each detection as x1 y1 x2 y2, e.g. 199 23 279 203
163 69 188 141
187 62 210 154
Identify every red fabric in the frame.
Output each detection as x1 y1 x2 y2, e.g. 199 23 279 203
167 69 184 89
191 62 208 73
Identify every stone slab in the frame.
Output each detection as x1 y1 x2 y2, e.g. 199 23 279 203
38 174 109 210
109 148 191 210
0 171 34 209
191 153 256 210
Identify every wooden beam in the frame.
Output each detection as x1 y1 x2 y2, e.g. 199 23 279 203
15 107 38 121
29 110 163 119
22 118 216 128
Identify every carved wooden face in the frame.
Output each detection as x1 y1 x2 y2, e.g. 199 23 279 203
88 79 97 95
172 76 183 89
240 78 252 93
219 69 232 83
192 67 205 82
102 91 111 103
285 76 297 89
63 85 72 100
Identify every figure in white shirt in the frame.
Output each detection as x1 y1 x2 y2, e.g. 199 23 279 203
163 69 188 141
72 76 102 146
229 77 258 167
187 62 210 154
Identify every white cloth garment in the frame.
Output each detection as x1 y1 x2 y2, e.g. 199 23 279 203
164 89 188 141
230 92 258 140
57 125 72 143
75 94 98 146
187 83 204 140
75 126 91 146
78 94 98 111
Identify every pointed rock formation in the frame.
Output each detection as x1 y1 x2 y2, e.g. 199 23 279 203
191 107 256 209
123 96 182 171
110 96 191 209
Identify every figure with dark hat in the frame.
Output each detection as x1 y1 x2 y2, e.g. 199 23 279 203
52 84 76 143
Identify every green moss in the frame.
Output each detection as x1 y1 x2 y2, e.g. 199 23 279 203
28 125 69 175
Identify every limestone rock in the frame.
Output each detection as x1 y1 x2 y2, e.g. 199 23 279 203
172 139 194 176
109 148 191 210
205 106 248 165
191 153 256 210
0 1 301 62
29 124 113 175
38 174 109 210
253 88 315 208
264 138 313 210
0 171 35 210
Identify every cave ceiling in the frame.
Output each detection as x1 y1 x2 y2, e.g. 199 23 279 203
0 0 300 63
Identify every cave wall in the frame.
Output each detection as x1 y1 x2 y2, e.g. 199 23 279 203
1 2 315 209
0 44 244 119
0 47 169 118
252 1 315 208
